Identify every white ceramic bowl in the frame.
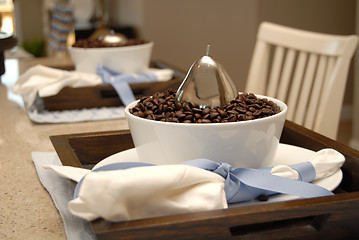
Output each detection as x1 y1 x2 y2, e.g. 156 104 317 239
125 94 288 168
69 41 153 74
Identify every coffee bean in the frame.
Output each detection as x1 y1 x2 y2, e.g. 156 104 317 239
129 89 281 123
72 38 149 48
238 114 246 121
175 101 182 110
194 113 202 119
201 119 212 123
184 115 193 120
257 195 269 201
144 110 153 115
253 110 263 117
218 109 228 117
227 110 238 115
249 107 256 112
202 108 211 115
162 104 168 112
138 111 145 118
210 112 219 119
203 114 210 119
192 108 202 114
176 113 186 119
235 107 247 113
184 103 192 112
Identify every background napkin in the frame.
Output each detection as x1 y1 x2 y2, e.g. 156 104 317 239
13 64 174 108
12 64 173 123
13 65 102 106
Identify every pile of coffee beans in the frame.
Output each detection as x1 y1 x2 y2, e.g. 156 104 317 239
129 89 281 124
72 38 148 48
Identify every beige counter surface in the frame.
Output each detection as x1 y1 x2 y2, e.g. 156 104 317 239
0 58 129 239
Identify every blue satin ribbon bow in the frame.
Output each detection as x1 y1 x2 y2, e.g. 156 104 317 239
74 159 333 204
182 159 332 203
96 64 158 106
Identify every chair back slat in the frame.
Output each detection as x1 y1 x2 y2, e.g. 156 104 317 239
267 46 284 97
324 57 336 87
314 58 346 138
312 57 337 129
294 53 318 125
245 41 269 94
286 51 308 121
304 55 328 129
277 48 296 102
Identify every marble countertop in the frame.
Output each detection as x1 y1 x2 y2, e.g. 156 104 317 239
0 57 129 239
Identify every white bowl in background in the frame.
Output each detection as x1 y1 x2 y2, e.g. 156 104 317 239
125 94 288 168
69 41 154 74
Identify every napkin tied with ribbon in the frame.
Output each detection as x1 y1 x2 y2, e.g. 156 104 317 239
69 164 226 222
44 148 344 222
13 65 102 106
13 64 174 107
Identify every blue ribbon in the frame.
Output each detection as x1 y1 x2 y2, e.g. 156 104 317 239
73 159 333 204
96 64 158 106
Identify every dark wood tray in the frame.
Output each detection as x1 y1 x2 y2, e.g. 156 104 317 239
41 61 185 111
50 120 359 239
42 78 182 111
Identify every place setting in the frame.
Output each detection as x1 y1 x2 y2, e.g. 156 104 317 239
11 35 179 123
31 46 349 239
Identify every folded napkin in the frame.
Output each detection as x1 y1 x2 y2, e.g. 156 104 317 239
13 65 102 106
13 64 174 108
44 148 344 222
46 164 227 222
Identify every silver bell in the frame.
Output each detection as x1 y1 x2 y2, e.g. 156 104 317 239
175 45 238 109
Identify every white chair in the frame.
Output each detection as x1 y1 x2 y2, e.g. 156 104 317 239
245 22 358 140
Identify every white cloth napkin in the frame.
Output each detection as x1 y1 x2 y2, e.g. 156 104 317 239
43 148 344 223
271 148 344 180
13 64 175 108
13 65 102 106
45 164 227 222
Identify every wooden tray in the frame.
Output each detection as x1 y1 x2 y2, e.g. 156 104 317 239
41 61 185 111
50 120 359 239
42 78 182 111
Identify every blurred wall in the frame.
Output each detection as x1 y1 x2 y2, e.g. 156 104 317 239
13 0 44 45
142 0 258 91
113 0 356 104
13 0 357 104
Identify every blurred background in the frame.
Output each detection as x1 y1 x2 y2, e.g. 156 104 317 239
1 0 358 147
